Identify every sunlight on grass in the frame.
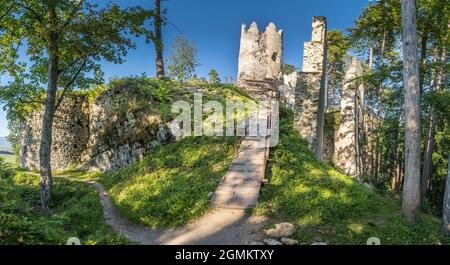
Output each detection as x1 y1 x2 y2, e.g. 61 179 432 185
255 108 449 245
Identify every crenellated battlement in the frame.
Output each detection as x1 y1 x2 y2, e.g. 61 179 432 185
237 22 283 99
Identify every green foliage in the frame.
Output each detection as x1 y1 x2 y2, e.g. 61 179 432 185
255 108 449 245
282 64 297 75
0 172 127 245
167 37 200 82
208 69 221 84
0 1 154 166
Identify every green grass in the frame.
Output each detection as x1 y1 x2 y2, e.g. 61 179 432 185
254 108 449 245
100 136 237 228
0 154 16 166
0 171 128 245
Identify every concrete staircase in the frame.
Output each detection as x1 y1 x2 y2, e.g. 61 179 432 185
211 108 272 209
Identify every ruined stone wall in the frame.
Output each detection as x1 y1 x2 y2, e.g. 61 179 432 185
80 84 172 172
237 22 283 100
294 17 327 150
334 57 364 176
19 95 90 170
19 85 173 173
278 72 298 110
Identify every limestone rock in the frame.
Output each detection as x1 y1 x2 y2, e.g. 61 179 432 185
20 83 174 173
281 237 298 245
249 241 264 245
265 223 296 238
312 242 328 245
264 238 283 245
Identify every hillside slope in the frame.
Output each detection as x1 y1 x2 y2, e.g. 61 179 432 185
255 108 448 245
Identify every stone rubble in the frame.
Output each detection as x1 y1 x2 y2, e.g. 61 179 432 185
265 222 296 238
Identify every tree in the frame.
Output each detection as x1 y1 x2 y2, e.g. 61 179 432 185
0 0 152 209
167 37 199 82
208 69 220 84
401 0 422 223
443 157 450 236
326 30 351 107
282 63 296 75
154 0 165 79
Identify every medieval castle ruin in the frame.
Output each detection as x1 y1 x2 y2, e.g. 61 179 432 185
19 16 364 177
237 17 364 176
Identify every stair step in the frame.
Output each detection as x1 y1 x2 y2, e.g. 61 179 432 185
224 171 261 180
211 192 259 209
229 164 265 173
232 158 265 166
236 147 266 158
219 180 261 187
215 184 261 195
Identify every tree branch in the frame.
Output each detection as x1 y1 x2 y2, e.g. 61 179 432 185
55 60 87 111
0 4 15 22
16 1 45 26
59 0 84 32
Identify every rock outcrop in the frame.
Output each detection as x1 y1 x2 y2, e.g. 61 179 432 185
19 83 173 172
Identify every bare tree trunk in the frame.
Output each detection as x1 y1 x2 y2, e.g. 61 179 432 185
365 45 374 176
314 28 328 161
422 48 445 198
401 0 421 223
418 32 428 95
443 156 450 236
39 12 59 210
421 110 436 197
154 0 165 79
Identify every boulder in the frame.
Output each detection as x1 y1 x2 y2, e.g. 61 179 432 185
281 237 298 245
265 222 296 238
264 238 283 245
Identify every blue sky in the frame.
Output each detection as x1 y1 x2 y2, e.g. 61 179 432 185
0 0 369 137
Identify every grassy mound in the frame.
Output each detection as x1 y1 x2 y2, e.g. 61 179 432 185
100 136 237 228
0 170 127 245
255 108 449 245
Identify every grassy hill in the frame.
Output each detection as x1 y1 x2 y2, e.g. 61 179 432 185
254 108 449 245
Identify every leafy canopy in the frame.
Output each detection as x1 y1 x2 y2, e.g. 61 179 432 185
0 0 154 121
167 36 200 82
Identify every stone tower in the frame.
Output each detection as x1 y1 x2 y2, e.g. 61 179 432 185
294 16 328 151
334 57 364 176
237 22 283 99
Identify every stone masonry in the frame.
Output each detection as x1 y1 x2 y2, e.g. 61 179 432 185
294 16 328 150
334 57 364 176
19 95 90 170
237 22 283 100
19 85 173 173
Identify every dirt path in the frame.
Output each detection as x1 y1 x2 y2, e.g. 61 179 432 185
55 175 267 245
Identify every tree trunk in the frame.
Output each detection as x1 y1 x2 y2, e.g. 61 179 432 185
39 7 59 209
315 24 328 161
422 48 445 198
401 0 421 223
418 32 428 95
421 110 436 197
443 156 450 236
365 45 374 176
154 0 165 79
